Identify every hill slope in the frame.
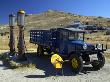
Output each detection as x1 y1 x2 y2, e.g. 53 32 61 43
25 10 110 30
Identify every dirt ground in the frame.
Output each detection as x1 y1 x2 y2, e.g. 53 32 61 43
0 50 110 82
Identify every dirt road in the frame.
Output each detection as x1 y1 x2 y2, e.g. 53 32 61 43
0 57 110 82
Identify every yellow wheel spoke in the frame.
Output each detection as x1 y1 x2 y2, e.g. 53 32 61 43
71 58 78 69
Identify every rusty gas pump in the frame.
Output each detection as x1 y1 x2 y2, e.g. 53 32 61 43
9 13 15 55
17 10 27 60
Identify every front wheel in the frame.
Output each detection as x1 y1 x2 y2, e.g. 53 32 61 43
91 52 105 70
70 54 83 73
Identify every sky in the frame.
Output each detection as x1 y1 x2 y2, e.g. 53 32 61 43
0 0 110 24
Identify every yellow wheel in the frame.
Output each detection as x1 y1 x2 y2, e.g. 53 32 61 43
71 58 78 69
70 54 83 73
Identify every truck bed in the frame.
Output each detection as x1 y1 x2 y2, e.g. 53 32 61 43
30 30 51 46
30 29 57 47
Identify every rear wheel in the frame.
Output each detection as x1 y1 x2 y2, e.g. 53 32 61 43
70 54 83 73
91 52 105 70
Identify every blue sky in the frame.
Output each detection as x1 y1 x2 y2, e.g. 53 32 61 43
0 0 110 24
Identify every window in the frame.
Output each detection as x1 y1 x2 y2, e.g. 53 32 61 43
69 32 75 40
78 33 83 40
60 31 68 40
69 32 84 40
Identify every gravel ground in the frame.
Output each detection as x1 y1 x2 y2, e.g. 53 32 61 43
0 56 110 82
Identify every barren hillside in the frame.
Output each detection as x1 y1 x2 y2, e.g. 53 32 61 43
25 10 110 30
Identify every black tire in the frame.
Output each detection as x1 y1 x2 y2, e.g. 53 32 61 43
70 54 83 73
37 45 44 56
91 52 105 70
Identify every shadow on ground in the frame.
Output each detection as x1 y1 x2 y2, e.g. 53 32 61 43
0 52 98 78
25 53 97 78
25 75 47 78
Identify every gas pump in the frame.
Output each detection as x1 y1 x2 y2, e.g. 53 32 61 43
17 10 27 60
9 13 15 55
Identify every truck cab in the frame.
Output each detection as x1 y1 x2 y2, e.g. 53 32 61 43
56 28 85 56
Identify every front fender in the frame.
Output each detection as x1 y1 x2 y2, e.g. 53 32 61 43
68 51 82 60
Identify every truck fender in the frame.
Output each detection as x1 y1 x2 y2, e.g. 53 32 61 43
68 52 82 60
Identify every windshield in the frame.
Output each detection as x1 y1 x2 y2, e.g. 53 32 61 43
69 32 84 40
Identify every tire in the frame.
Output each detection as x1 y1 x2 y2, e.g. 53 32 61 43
91 52 105 70
37 45 44 56
70 54 83 73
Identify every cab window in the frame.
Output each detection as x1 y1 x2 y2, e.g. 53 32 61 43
60 31 68 40
69 32 84 40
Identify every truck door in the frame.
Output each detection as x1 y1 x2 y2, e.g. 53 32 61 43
59 30 68 55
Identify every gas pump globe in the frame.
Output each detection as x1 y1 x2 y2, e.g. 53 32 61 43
9 13 16 26
17 10 25 26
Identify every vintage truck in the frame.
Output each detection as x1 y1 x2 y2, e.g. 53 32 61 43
30 27 107 73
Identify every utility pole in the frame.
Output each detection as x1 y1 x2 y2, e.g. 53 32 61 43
17 10 26 60
9 13 15 55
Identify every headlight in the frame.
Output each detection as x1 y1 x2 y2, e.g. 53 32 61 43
83 43 87 50
97 44 102 49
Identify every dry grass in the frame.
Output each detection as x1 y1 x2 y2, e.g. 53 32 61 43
0 35 9 50
9 61 36 69
1 53 36 69
85 31 110 48
104 52 110 59
0 32 37 52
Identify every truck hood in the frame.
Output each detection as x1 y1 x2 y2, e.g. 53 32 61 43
69 40 85 45
69 40 95 49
